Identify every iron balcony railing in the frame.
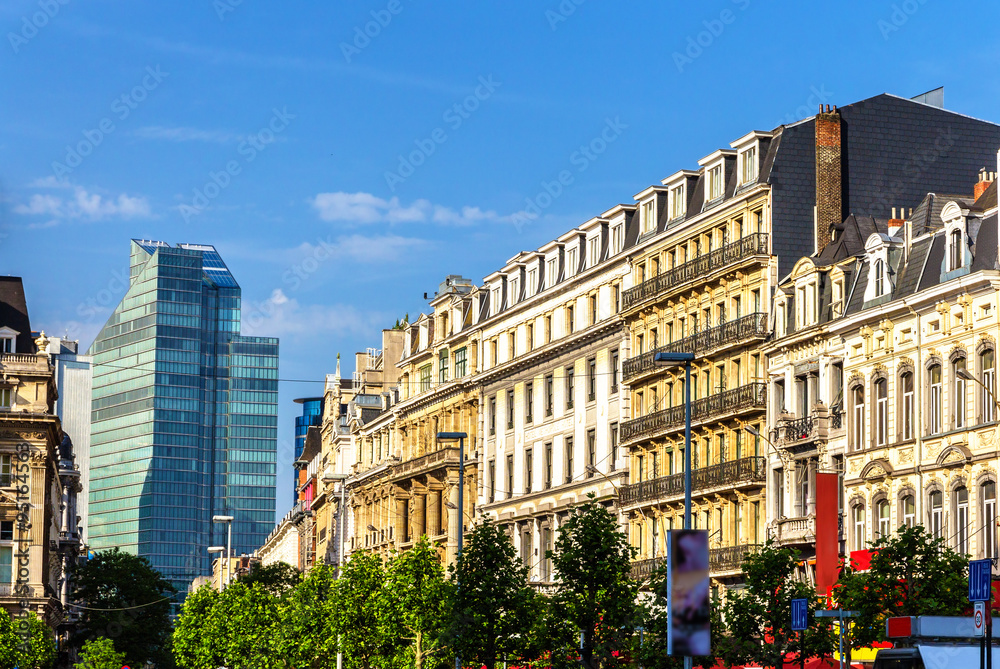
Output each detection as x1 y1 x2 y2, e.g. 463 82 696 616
390 446 460 479
620 456 766 506
621 383 766 444
776 415 815 443
622 233 769 311
630 544 761 580
623 313 769 381
772 411 845 446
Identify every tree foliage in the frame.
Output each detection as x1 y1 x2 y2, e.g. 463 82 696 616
74 637 128 669
714 541 835 668
449 518 540 669
71 548 176 667
836 524 969 647
0 609 55 669
333 550 398 669
280 562 339 669
547 494 638 668
384 537 453 669
237 560 301 595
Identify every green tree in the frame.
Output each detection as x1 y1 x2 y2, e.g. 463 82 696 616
547 494 638 669
74 637 128 669
714 541 835 669
71 548 175 666
449 518 540 669
238 560 301 595
385 538 453 669
211 581 285 669
637 573 724 669
333 550 398 669
836 524 969 647
0 610 55 669
172 585 223 669
280 563 339 669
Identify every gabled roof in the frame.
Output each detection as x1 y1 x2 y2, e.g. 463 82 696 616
0 277 33 354
814 215 888 266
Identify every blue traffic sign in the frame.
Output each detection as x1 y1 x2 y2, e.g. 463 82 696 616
969 559 993 602
791 598 808 631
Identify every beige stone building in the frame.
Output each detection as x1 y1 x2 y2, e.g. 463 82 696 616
0 277 83 631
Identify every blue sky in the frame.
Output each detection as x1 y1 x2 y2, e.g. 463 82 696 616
2 0 998 518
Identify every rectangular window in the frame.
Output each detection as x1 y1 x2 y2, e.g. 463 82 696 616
454 347 467 378
609 349 620 394
566 366 575 409
901 373 914 440
636 454 644 483
588 237 600 267
489 395 497 435
985 350 997 423
565 437 574 483
0 388 10 409
709 164 724 200
587 429 596 474
439 349 449 383
526 323 534 352
525 449 533 493
545 443 553 488
506 389 515 430
545 374 554 416
525 382 534 424
609 422 619 471
642 200 655 233
566 305 575 333
0 521 11 541
930 365 943 434
567 248 578 277
488 459 496 503
510 278 520 305
527 269 537 297
741 145 757 184
613 285 621 314
587 357 597 401
670 184 685 219
589 294 598 326
652 451 659 478
0 455 9 487
0 337 12 354
955 359 968 429
545 315 552 343
419 365 432 392
0 546 11 585
612 225 624 254
506 455 514 500
547 258 559 287
774 468 785 518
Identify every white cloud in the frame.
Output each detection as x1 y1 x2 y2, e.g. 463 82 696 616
241 289 387 339
133 125 237 143
14 184 151 223
310 191 510 226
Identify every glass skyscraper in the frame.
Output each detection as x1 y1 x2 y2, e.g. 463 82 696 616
293 397 323 505
88 240 278 591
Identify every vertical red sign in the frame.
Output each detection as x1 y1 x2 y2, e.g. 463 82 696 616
815 471 839 595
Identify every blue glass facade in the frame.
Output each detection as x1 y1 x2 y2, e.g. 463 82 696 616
88 240 278 592
293 397 323 505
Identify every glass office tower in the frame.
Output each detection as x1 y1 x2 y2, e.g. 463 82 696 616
293 397 323 505
88 240 278 591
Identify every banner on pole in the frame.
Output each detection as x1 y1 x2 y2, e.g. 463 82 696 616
667 529 711 656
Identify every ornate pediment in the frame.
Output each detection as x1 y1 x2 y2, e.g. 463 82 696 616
936 443 972 468
860 458 893 481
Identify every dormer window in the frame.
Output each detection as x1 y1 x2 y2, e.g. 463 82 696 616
948 229 963 271
510 277 520 305
873 259 887 297
669 185 685 219
567 247 579 277
611 224 624 254
0 337 11 354
587 236 601 268
708 164 724 200
546 257 559 288
527 268 537 297
740 146 757 184
641 200 655 234
491 286 502 315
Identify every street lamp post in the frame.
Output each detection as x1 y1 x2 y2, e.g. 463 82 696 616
212 515 234 588
652 351 695 669
437 431 468 669
322 469 350 669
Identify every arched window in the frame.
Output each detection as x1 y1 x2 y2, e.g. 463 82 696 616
851 385 865 451
901 494 916 528
954 357 968 429
983 482 997 558
949 228 963 271
900 371 914 440
874 259 887 297
929 364 943 434
876 499 891 538
852 503 866 550
982 348 996 423
875 378 888 447
929 490 944 539
956 487 970 555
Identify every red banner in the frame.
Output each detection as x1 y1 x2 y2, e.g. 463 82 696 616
815 472 839 594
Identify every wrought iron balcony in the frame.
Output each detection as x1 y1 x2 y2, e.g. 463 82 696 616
630 557 665 580
710 544 760 573
623 313 769 382
621 383 766 444
772 410 846 446
622 233 769 311
390 446 460 479
620 456 766 506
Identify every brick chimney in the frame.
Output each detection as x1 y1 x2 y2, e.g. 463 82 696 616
815 104 843 253
974 167 995 200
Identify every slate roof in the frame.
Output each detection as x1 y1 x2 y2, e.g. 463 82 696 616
814 215 887 266
0 276 34 354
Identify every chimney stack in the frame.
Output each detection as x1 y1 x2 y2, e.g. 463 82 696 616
815 106 843 253
974 167 995 200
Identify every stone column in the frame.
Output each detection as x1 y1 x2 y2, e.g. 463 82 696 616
427 487 442 536
412 488 426 540
445 479 460 566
